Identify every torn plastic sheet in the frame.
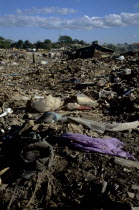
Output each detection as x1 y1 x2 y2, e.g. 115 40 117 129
68 117 139 133
61 133 135 159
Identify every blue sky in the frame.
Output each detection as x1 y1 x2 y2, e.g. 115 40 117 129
0 0 139 43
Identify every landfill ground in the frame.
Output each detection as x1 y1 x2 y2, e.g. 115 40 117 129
0 49 139 210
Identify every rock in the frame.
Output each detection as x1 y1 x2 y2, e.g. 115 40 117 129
114 157 139 169
68 123 83 134
136 193 139 200
12 93 30 101
99 90 117 98
19 120 35 135
101 181 108 193
127 192 135 198
122 68 132 75
40 60 48 65
132 185 139 191
11 62 18 65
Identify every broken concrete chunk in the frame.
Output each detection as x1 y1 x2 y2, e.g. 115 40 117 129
114 157 139 169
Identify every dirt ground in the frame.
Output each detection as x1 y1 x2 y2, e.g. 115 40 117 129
0 49 139 209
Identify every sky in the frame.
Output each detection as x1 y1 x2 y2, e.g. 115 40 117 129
0 0 139 44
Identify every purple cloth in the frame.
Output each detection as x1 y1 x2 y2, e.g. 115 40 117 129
61 133 135 160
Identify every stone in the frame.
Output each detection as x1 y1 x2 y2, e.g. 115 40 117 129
127 192 135 198
132 185 139 191
114 157 139 169
101 181 108 193
136 193 139 200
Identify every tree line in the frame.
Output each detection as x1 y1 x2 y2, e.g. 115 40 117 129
0 35 88 50
0 35 138 53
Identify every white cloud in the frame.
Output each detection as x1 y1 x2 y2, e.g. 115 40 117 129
0 13 139 30
16 7 77 15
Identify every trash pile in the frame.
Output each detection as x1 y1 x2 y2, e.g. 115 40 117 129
0 49 139 209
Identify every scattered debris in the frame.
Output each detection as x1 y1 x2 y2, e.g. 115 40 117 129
0 49 138 209
68 117 139 133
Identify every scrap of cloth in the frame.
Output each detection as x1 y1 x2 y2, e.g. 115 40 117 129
61 133 135 160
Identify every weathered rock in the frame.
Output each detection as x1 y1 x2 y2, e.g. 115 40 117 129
114 157 139 169
127 192 135 198
132 185 139 191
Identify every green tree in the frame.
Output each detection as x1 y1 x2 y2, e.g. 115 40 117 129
35 40 51 50
73 39 80 44
0 36 5 41
44 39 52 45
24 40 31 48
0 37 12 49
44 39 52 50
16 40 24 49
35 41 43 49
79 40 86 45
105 43 117 51
52 42 61 48
58 35 73 44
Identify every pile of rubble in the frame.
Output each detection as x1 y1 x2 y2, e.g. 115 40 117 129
0 49 139 209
